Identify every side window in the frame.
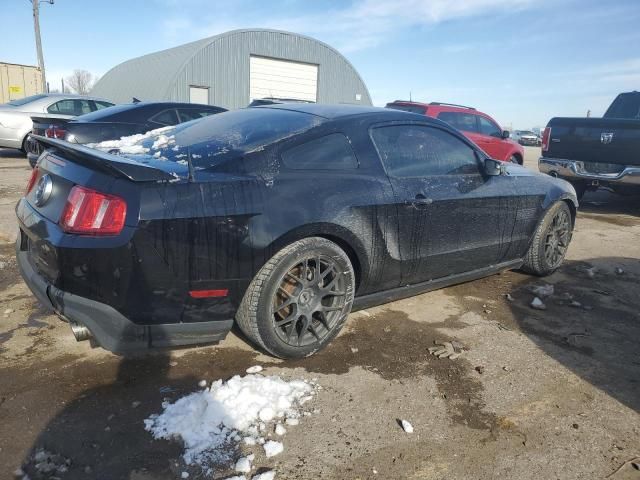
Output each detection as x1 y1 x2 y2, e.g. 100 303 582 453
371 125 479 177
47 100 77 115
76 100 93 115
437 112 478 133
478 116 502 137
149 109 179 126
282 133 358 170
93 101 114 111
177 108 216 123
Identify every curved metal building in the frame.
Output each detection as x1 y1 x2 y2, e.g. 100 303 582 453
92 29 372 109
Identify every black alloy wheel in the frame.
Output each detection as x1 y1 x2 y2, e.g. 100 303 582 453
272 255 348 347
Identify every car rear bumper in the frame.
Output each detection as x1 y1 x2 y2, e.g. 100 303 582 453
539 157 640 186
16 240 233 353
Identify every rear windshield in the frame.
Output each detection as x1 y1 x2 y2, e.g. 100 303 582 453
604 93 640 119
74 103 137 122
6 94 48 106
97 108 322 169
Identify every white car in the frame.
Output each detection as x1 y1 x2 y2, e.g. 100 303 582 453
511 130 541 146
0 93 113 152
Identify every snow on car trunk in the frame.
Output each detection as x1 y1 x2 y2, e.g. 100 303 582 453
144 372 316 470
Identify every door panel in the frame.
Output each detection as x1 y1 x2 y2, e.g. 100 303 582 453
371 123 516 285
476 116 509 160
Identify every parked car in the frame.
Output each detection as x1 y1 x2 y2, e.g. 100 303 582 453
0 93 114 152
385 101 525 164
512 130 541 146
539 91 640 199
26 101 227 167
16 104 577 358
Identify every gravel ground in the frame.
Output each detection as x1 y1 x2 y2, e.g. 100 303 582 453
0 146 638 480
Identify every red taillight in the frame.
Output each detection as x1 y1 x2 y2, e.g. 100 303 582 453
45 125 67 139
60 186 127 236
541 127 551 152
26 167 39 194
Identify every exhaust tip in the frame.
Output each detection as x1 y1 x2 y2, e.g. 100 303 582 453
70 322 92 342
549 171 559 177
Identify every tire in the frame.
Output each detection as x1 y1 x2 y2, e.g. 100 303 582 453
20 135 29 155
509 155 521 165
236 237 355 359
522 201 573 276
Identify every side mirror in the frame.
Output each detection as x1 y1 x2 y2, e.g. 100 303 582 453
501 130 510 139
484 158 503 176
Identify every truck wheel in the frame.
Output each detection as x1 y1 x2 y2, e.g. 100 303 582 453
236 237 355 359
509 155 522 165
522 201 573 276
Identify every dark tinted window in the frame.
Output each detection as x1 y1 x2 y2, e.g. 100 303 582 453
371 125 479 177
478 116 501 137
93 101 114 110
7 94 47 106
385 104 427 115
177 108 217 123
70 103 136 121
282 133 358 170
437 111 478 132
604 93 640 119
149 109 179 126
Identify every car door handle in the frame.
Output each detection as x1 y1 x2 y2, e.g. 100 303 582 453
410 194 433 207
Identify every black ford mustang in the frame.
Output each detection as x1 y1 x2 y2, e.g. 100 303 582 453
16 105 577 358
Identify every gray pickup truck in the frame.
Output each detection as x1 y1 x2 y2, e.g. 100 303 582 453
538 91 640 199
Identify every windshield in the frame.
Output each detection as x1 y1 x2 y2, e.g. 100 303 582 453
91 107 323 170
6 94 48 106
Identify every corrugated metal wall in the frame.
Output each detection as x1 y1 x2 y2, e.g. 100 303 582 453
92 29 372 108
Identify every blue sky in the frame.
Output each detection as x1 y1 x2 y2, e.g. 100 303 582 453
2 0 639 128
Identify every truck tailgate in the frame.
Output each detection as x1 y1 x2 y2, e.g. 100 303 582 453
546 118 640 167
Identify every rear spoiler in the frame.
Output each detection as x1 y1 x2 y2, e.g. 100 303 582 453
34 136 175 182
30 116 70 127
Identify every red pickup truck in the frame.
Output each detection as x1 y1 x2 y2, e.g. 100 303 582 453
386 101 525 164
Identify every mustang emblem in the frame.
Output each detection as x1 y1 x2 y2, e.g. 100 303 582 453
34 174 53 207
600 132 614 145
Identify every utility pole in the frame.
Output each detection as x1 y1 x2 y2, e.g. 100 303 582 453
32 1 54 93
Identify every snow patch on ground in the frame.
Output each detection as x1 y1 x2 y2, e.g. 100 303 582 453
253 471 276 480
263 440 283 458
401 419 414 433
145 374 315 468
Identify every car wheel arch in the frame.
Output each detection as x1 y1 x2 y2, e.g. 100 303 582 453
265 223 367 291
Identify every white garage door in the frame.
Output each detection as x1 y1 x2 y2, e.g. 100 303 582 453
249 56 318 102
189 86 209 104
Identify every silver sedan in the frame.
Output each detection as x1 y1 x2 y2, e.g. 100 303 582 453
0 93 114 151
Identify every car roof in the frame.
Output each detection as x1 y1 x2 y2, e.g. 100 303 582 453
123 101 222 108
256 103 420 120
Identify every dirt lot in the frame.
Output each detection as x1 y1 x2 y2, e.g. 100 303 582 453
1 146 639 480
